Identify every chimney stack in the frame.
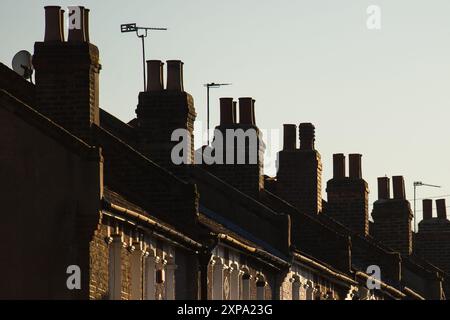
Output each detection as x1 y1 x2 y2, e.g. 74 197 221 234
333 154 345 179
349 154 362 179
372 175 413 256
422 199 433 220
146 60 164 92
276 122 322 215
283 124 296 151
239 97 254 125
206 96 265 197
415 198 450 276
326 153 369 236
377 177 390 200
34 6 100 142
44 6 64 42
436 199 447 219
219 98 235 125
136 59 196 172
166 60 184 91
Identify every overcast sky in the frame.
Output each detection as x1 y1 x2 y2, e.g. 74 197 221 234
2 0 450 228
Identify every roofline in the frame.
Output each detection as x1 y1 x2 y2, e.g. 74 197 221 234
102 199 202 249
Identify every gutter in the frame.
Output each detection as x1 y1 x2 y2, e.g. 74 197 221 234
355 271 406 299
293 252 357 287
102 199 202 249
215 233 290 269
403 287 425 300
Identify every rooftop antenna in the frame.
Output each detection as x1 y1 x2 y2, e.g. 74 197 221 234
204 82 232 145
121 23 167 91
12 50 33 83
413 181 441 232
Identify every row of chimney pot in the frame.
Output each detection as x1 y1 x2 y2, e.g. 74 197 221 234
332 153 362 179
147 60 185 92
282 123 316 151
43 5 444 223
219 97 256 126
422 199 447 220
44 6 90 42
377 176 406 200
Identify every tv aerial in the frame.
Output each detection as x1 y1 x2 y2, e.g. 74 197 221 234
12 50 33 83
120 23 167 91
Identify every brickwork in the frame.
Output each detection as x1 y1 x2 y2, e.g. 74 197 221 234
326 154 369 236
276 123 322 215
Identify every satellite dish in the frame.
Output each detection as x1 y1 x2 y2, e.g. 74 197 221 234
12 50 33 80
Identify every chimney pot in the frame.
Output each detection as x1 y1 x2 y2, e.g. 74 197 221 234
283 124 296 150
166 60 184 91
436 199 447 219
392 176 406 200
238 97 254 125
377 177 390 200
44 6 64 42
219 98 235 125
423 199 433 220
232 101 237 123
68 6 87 42
146 60 164 91
83 8 90 42
299 123 315 150
333 154 346 179
349 154 362 179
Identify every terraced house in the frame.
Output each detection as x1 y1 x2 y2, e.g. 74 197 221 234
1 6 449 300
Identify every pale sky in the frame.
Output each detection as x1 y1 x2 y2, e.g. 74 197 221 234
2 0 450 229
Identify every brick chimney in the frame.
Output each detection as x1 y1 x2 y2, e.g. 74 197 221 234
325 154 369 236
371 176 413 256
415 198 450 275
206 97 265 197
135 60 196 171
275 123 322 215
33 6 100 142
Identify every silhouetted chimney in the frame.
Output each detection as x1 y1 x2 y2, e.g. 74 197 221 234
392 176 406 199
377 177 390 200
299 123 315 150
239 97 254 125
349 154 362 179
422 199 433 220
333 154 345 179
67 6 87 42
416 197 450 276
136 60 196 171
146 60 164 92
276 123 322 215
44 6 64 42
206 97 265 197
283 124 296 151
33 6 100 142
372 176 413 256
326 153 369 236
219 98 235 125
166 60 184 91
436 199 447 219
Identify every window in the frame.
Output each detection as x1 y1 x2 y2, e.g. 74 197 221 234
108 234 122 300
292 277 301 300
241 273 250 300
144 253 157 300
256 279 266 300
212 257 224 300
130 246 143 300
229 263 240 300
